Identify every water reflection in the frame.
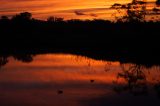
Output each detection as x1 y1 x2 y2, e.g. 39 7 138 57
0 53 160 106
114 64 148 96
0 56 8 69
0 54 34 68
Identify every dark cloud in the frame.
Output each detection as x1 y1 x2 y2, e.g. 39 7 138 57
90 13 98 17
74 10 98 17
59 7 109 14
74 11 86 15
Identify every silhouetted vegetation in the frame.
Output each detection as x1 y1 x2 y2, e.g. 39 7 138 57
47 16 64 22
13 54 34 63
114 64 148 96
111 0 160 22
112 64 160 98
1 1 160 105
0 11 160 67
156 0 160 5
0 56 8 68
12 12 32 21
155 83 160 98
0 12 160 42
0 54 34 68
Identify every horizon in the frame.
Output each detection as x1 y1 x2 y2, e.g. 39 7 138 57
0 0 158 20
1 1 160 106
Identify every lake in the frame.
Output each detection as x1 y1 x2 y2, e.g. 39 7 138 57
0 53 160 106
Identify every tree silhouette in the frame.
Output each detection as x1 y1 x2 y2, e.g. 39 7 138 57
155 83 160 98
111 0 159 22
12 12 32 21
156 0 160 5
13 54 34 63
0 56 8 68
111 1 146 22
111 0 160 22
0 16 9 20
47 16 64 22
114 64 148 95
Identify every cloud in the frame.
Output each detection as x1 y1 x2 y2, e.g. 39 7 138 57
90 13 98 17
59 7 110 17
74 11 86 15
60 7 109 13
74 10 98 17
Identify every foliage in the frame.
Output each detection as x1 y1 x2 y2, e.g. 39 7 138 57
110 0 160 22
47 16 64 22
111 1 146 22
12 12 32 21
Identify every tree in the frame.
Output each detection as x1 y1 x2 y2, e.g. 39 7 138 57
0 16 10 23
156 0 160 5
12 12 32 21
13 54 33 63
47 16 64 22
111 0 160 22
114 64 147 95
0 57 8 68
111 0 146 22
0 16 9 20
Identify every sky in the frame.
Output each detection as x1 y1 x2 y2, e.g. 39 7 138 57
0 0 157 20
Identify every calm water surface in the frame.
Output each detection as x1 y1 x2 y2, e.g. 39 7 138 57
0 53 160 106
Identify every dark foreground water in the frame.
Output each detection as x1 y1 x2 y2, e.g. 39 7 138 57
0 53 160 106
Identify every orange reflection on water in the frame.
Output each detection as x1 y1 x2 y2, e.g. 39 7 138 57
0 54 120 83
0 53 160 106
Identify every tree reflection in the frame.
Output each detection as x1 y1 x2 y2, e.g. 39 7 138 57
114 64 148 96
0 54 34 68
155 83 160 98
0 56 8 69
13 54 34 63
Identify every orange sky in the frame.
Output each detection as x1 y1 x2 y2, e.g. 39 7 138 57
0 0 133 20
0 0 158 20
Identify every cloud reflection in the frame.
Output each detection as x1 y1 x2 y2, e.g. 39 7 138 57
0 54 160 106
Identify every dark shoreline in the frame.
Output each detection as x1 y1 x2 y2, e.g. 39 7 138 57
0 43 160 67
1 13 160 67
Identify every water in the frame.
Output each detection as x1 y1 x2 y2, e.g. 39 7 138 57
0 53 160 106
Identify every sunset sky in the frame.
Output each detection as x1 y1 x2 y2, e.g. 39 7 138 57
0 0 157 20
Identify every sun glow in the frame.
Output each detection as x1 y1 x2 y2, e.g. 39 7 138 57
0 0 132 20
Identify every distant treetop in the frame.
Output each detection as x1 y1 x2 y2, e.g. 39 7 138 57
12 12 32 21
